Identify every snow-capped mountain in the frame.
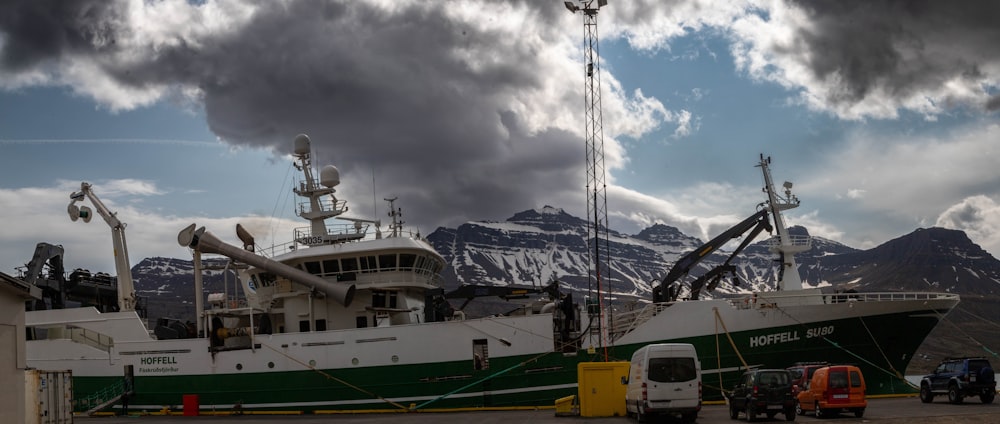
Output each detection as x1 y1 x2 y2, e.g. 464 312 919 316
122 206 999 321
426 207 1000 300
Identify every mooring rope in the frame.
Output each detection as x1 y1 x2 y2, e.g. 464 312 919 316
259 342 409 410
713 306 749 399
934 308 1000 359
769 302 915 389
411 349 560 410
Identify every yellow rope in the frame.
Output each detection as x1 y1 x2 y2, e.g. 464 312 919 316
858 316 905 380
713 306 749 399
714 307 749 369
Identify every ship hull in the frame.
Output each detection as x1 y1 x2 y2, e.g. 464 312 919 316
27 291 957 413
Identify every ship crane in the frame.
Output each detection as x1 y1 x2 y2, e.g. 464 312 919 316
67 182 137 312
655 208 772 302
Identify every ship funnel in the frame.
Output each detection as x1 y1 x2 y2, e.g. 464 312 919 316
178 224 355 307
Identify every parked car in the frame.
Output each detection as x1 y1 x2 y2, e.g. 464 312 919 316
795 365 867 418
919 357 996 404
728 369 796 422
625 343 701 423
786 362 828 395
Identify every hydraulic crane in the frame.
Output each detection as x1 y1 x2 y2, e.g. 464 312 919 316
655 208 772 302
67 182 137 312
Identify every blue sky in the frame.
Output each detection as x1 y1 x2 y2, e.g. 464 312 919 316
2 0 1000 276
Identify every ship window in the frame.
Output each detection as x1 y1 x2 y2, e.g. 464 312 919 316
315 319 327 331
379 254 397 271
399 254 416 270
473 339 489 370
299 320 310 332
356 316 367 328
322 259 340 275
341 258 359 272
257 272 277 287
372 290 398 309
304 261 321 275
360 255 377 273
413 256 426 274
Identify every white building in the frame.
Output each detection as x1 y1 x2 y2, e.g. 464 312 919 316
0 272 41 423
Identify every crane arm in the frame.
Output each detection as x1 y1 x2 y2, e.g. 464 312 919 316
68 182 136 312
656 208 771 301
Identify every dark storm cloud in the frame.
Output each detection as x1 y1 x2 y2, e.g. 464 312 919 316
0 0 586 229
0 0 127 71
788 0 1000 110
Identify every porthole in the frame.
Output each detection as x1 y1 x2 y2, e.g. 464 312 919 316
308 359 316 367
391 355 399 363
268 362 275 369
352 358 359 366
236 363 243 370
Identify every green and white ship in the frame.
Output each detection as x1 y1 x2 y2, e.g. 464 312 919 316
24 135 958 414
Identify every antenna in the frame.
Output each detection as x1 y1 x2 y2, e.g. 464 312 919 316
566 0 611 361
385 197 403 238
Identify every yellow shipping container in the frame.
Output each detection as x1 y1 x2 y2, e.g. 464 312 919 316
577 361 629 417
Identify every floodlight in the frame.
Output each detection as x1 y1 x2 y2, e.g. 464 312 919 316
563 1 579 12
68 203 79 222
783 181 793 189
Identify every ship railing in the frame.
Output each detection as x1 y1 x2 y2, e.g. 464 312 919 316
821 291 961 304
75 378 124 413
69 327 113 351
351 271 445 287
256 226 429 257
764 234 812 249
296 198 348 217
726 291 960 309
609 302 672 342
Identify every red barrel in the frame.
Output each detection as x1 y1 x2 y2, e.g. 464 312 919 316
182 394 199 416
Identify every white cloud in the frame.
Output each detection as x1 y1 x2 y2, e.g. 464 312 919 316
0 181 301 275
936 195 1000 256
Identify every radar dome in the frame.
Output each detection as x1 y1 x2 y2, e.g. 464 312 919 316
293 134 311 155
320 165 341 188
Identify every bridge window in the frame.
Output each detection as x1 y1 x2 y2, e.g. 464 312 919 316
304 261 321 275
341 258 358 273
322 259 339 275
360 256 377 273
399 254 416 270
379 254 397 271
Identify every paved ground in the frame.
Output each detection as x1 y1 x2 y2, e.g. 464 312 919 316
80 396 999 423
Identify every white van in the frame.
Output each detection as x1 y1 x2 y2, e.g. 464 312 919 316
625 343 701 423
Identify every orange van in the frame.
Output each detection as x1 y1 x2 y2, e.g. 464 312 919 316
795 365 867 418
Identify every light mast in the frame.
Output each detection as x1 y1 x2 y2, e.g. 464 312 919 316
565 0 611 359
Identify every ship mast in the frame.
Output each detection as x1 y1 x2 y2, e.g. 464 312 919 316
757 155 810 291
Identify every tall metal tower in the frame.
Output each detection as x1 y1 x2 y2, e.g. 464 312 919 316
565 0 611 359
